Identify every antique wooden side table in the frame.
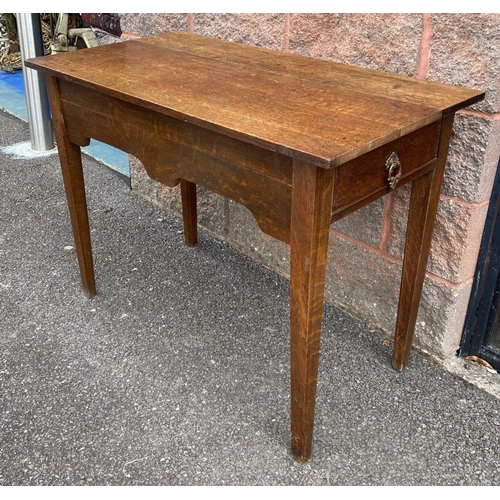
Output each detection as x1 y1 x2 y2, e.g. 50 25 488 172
26 32 484 463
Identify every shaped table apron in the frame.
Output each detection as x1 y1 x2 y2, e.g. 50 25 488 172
52 77 442 241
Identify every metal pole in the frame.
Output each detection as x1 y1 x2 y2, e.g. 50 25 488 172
16 13 54 152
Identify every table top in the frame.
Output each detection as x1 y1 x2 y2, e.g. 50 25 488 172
26 31 484 168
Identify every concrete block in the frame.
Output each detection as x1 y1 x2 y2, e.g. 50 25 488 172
156 183 181 215
289 13 422 76
417 278 473 358
443 113 500 204
157 185 228 238
388 184 489 283
193 13 285 50
332 197 385 248
325 232 401 333
325 232 473 359
195 188 227 237
154 14 189 34
226 201 290 276
129 155 158 203
120 13 188 36
427 14 500 114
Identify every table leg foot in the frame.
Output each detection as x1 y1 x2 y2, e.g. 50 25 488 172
392 114 455 371
290 160 334 463
180 179 198 246
59 139 96 299
392 170 435 371
291 444 312 463
45 76 96 298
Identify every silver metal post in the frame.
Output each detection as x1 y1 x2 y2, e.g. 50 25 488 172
16 13 54 152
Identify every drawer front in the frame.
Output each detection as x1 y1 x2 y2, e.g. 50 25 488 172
332 120 440 215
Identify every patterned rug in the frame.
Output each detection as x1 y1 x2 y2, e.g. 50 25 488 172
0 13 122 73
0 13 21 72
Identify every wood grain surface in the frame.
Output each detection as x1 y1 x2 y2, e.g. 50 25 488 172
25 33 485 463
25 32 484 169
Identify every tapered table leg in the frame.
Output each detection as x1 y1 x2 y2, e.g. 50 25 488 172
392 113 455 371
180 179 198 246
290 159 335 463
45 76 96 298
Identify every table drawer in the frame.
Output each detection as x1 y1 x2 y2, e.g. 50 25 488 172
331 120 440 218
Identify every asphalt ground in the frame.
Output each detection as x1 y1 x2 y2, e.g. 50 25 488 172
1 110 499 486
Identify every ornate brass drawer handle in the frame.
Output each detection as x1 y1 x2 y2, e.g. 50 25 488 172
386 151 402 189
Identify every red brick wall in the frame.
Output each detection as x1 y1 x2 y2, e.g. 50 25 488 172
120 13 500 360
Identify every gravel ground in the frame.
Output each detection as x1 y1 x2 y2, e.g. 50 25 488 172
1 110 499 486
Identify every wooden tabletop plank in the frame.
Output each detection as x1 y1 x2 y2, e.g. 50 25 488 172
139 32 484 115
25 32 484 168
